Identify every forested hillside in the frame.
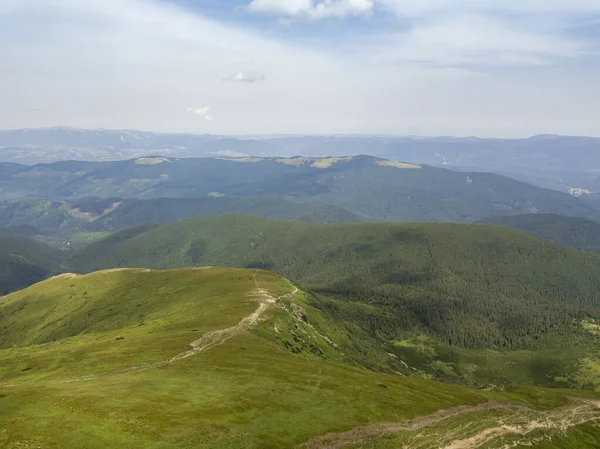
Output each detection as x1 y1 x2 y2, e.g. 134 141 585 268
0 196 363 245
479 214 600 253
1 155 597 223
72 215 600 351
0 231 64 294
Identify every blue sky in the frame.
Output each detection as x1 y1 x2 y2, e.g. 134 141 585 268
1 0 600 136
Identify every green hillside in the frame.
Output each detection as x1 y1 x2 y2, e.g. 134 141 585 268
2 267 600 448
91 196 364 231
479 214 600 253
237 156 599 222
70 215 600 388
0 231 64 294
0 196 363 246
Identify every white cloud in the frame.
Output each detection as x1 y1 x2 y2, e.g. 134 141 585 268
0 0 599 137
248 0 374 19
379 0 600 16
223 71 266 83
245 0 595 69
187 107 213 120
384 15 587 67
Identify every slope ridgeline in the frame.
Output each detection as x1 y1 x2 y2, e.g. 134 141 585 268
72 215 600 351
3 267 600 448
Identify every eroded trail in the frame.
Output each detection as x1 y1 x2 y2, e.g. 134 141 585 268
298 402 522 449
299 398 600 449
441 399 600 449
1 278 297 387
170 277 296 361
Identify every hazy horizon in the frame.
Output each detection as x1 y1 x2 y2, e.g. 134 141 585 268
2 125 600 141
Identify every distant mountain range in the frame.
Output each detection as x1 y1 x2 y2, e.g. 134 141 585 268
2 127 600 198
1 155 597 238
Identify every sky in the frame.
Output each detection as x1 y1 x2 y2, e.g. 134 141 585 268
1 0 600 137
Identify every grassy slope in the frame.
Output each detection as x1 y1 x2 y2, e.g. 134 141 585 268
2 267 599 449
479 213 600 253
71 215 600 388
0 232 64 294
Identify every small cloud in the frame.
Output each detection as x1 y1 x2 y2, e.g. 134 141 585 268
223 71 266 83
247 0 374 20
186 106 213 120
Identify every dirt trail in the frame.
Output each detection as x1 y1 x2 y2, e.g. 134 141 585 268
442 399 600 449
169 277 295 361
298 402 522 449
299 399 600 449
1 277 297 387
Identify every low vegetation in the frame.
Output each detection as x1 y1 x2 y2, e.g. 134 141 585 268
67 214 600 388
2 267 600 448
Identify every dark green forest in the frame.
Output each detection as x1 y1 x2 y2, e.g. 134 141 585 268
0 231 63 294
479 213 600 253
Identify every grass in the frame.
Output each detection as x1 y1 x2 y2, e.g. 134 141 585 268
69 214 600 388
0 268 288 381
70 232 112 245
3 268 600 448
340 404 600 448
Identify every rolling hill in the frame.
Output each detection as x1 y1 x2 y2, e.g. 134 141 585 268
0 162 25 177
0 196 364 246
479 214 600 253
1 155 597 223
0 231 64 294
3 128 600 197
71 215 600 388
2 267 600 448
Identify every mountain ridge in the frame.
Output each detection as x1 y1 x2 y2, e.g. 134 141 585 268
69 214 600 389
3 128 600 200
3 266 600 448
1 154 596 224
